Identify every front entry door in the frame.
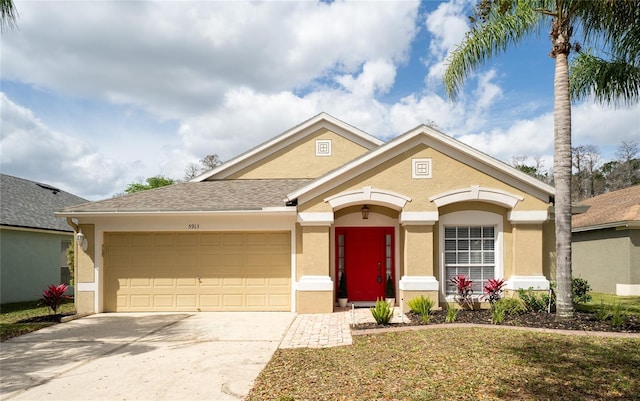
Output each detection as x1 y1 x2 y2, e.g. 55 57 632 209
336 227 394 302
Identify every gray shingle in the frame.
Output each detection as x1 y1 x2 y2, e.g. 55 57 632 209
58 179 313 213
0 174 89 232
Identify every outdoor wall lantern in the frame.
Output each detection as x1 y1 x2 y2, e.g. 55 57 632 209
361 204 370 220
76 231 88 251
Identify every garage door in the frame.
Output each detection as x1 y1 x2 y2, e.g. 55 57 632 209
104 232 291 312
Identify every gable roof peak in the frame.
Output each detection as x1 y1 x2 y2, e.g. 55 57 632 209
192 112 383 182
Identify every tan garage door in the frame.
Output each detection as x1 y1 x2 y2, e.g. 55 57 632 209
104 232 291 312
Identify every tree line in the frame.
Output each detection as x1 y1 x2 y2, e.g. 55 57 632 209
510 140 639 202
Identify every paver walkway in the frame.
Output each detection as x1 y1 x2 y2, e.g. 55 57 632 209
279 308 640 349
280 306 407 348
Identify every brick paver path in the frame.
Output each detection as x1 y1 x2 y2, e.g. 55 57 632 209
279 307 407 348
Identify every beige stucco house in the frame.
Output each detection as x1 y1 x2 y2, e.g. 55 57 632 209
573 185 640 296
58 113 556 314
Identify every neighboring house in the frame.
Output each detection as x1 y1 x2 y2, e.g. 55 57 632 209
58 113 556 314
1 174 88 303
572 185 640 296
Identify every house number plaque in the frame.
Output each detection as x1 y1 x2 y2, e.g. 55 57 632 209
187 224 200 229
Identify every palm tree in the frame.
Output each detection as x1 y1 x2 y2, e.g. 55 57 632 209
443 0 639 320
1 0 17 32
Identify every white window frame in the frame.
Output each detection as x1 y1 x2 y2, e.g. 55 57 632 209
439 211 503 301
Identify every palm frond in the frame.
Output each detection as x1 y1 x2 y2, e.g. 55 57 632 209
1 0 18 33
443 2 542 100
570 53 640 107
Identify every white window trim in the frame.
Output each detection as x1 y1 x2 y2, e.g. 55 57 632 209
439 210 503 301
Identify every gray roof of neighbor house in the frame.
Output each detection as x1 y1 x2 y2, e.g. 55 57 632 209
1 174 89 232
57 179 313 214
573 185 640 231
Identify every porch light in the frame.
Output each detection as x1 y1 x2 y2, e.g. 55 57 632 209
360 205 370 220
76 231 88 251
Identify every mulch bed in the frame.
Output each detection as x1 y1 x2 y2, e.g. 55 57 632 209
353 309 640 333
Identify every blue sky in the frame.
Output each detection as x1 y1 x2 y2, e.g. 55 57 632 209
1 0 638 200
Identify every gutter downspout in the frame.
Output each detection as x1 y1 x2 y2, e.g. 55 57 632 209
66 217 79 233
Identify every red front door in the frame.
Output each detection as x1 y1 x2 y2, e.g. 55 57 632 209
336 227 394 302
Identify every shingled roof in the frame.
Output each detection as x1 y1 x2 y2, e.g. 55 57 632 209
57 179 313 214
1 174 89 232
573 185 640 231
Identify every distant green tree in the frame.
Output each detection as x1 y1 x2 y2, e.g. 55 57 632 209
124 175 176 194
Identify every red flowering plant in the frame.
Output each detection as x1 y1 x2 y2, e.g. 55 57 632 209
482 278 507 305
450 275 475 309
42 284 70 314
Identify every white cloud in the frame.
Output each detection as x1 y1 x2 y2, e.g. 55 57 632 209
0 93 129 200
2 1 419 120
423 0 471 86
335 60 397 98
2 0 638 201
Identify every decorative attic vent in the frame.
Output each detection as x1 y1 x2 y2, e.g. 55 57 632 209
412 158 432 179
37 183 61 194
315 139 332 157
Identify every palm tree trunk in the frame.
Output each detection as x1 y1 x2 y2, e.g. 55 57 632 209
553 50 574 320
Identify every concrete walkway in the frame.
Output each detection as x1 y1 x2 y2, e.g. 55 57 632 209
280 306 407 348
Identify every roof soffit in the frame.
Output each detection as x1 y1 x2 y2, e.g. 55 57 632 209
288 125 555 205
192 113 383 181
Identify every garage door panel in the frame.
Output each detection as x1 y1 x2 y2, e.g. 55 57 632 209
199 277 221 286
222 233 243 245
177 294 197 308
153 295 174 307
246 277 267 286
105 231 291 312
130 295 151 308
270 277 290 286
199 233 221 245
153 278 174 287
177 278 197 287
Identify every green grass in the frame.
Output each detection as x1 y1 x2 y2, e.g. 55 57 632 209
576 293 640 316
247 328 640 401
0 299 75 341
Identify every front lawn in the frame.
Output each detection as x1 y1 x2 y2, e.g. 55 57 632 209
0 299 76 341
247 328 640 401
577 293 640 316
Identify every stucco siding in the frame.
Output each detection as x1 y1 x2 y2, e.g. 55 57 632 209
631 230 640 285
299 143 549 213
573 229 631 294
228 128 369 179
0 228 71 303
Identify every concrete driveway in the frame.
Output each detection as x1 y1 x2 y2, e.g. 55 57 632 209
0 312 294 400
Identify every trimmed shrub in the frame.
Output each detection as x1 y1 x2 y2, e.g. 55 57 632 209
450 275 474 308
517 287 554 313
482 278 506 305
572 277 592 304
491 297 527 324
370 299 393 325
408 295 435 324
42 284 70 314
445 304 458 323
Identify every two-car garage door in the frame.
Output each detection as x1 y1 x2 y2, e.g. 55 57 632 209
104 231 291 312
